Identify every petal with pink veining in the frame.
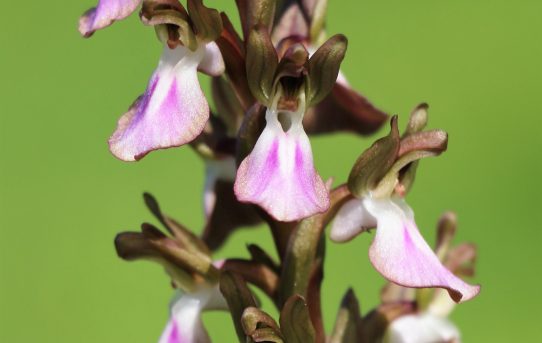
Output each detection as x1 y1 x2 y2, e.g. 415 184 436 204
234 108 329 221
109 45 209 161
365 197 480 303
79 0 141 37
330 198 377 242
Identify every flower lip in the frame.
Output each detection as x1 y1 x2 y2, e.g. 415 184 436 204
234 92 330 222
365 197 480 303
108 43 217 161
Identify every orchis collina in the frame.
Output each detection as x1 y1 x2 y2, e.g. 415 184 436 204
80 0 225 161
234 28 351 221
331 106 480 302
79 0 481 341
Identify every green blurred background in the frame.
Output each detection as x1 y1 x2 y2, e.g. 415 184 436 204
1 0 540 341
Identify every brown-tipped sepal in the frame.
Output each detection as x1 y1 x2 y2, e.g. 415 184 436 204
306 34 348 106
187 0 222 43
236 0 277 39
347 116 400 198
246 26 279 104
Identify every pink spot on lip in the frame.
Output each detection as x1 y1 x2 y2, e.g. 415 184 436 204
168 320 179 343
130 75 160 127
251 140 279 196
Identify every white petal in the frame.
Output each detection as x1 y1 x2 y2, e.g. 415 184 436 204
159 286 227 343
386 313 461 343
198 42 225 77
330 198 377 242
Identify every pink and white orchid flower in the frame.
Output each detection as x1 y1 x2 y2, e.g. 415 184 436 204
79 0 225 161
109 42 224 161
234 92 330 222
159 286 227 343
331 195 480 303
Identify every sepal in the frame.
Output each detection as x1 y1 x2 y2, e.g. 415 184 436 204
348 116 400 198
306 34 348 106
246 26 279 105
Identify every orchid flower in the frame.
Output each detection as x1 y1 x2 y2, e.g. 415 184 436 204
331 106 480 303
114 193 228 342
159 286 227 343
79 0 225 161
233 28 350 221
234 90 329 222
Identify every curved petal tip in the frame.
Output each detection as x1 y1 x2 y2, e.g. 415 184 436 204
79 0 141 37
366 198 480 303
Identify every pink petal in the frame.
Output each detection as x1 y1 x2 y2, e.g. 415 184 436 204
234 108 329 221
330 198 377 242
365 198 480 303
79 0 141 37
109 45 209 161
198 42 225 77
